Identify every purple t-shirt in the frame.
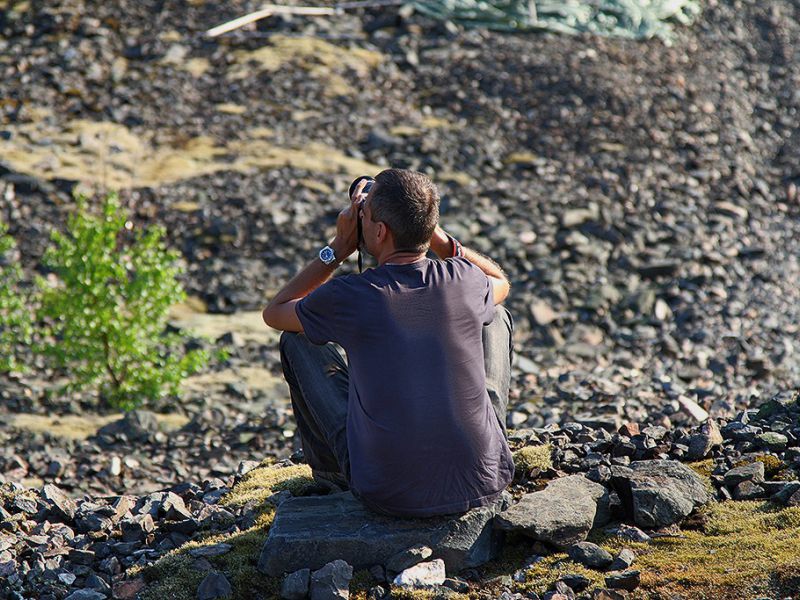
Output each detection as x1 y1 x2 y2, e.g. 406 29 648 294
295 256 514 517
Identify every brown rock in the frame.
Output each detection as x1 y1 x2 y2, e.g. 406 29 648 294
112 577 146 600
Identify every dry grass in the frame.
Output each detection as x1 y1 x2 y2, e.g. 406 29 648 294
7 412 189 440
228 35 383 97
0 113 382 191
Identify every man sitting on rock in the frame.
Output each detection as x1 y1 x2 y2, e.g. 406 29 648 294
262 168 515 518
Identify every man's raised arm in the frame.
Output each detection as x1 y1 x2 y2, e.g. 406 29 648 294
262 180 366 331
429 226 511 305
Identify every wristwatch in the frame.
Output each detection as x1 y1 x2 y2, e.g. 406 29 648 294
318 245 338 265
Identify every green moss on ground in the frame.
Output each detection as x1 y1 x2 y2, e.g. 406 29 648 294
132 462 313 600
512 444 553 474
733 453 788 479
514 501 800 600
687 459 717 497
131 460 800 600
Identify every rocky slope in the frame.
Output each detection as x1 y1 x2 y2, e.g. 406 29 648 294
2 0 800 598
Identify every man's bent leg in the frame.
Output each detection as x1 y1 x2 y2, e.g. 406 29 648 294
279 332 351 486
482 305 514 438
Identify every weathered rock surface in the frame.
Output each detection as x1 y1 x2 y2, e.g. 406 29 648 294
567 542 614 570
392 559 447 588
494 475 610 548
258 491 506 576
310 560 352 600
611 460 709 528
281 568 310 600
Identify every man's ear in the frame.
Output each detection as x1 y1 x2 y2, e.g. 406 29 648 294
376 221 390 244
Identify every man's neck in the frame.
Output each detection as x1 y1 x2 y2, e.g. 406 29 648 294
379 249 427 266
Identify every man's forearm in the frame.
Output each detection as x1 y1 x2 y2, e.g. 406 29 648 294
431 227 508 281
267 257 336 308
266 239 346 307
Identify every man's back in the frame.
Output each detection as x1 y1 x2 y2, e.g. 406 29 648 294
296 256 515 517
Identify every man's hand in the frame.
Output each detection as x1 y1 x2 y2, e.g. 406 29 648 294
430 225 453 258
431 225 511 305
331 178 368 260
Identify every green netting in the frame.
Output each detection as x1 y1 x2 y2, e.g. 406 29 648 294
410 0 702 42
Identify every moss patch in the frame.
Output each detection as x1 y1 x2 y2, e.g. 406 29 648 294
220 462 315 507
687 459 716 497
134 462 316 600
734 454 787 478
514 501 800 600
512 444 553 474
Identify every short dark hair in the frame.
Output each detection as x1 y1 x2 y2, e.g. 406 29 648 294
370 169 440 253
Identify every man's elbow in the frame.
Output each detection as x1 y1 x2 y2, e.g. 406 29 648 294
262 305 273 328
262 304 281 330
493 277 511 305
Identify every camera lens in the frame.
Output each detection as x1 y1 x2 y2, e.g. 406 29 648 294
349 175 374 200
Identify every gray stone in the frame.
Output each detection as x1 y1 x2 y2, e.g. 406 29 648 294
605 570 640 591
258 492 504 576
385 545 433 574
366 586 387 600
443 576 470 592
770 482 800 506
559 573 590 592
567 542 613 569
42 484 76 523
494 475 610 549
732 480 765 500
723 462 765 487
609 548 636 571
189 543 233 558
97 410 159 441
281 568 310 600
197 571 232 600
610 460 708 528
162 492 192 521
310 560 352 600
757 432 788 450
393 559 446 588
686 420 723 460
604 524 651 543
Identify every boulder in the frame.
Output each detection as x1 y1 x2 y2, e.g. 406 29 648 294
686 420 723 460
723 462 765 487
567 542 613 569
42 484 77 523
281 569 310 600
385 545 433 574
310 560 352 600
494 475 610 549
393 559 447 587
610 460 708 528
258 491 506 576
197 571 232 600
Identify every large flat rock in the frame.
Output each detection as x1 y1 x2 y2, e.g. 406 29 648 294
258 491 507 577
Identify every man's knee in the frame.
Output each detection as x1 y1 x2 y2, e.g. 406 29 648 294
279 330 307 361
488 305 514 336
496 304 513 331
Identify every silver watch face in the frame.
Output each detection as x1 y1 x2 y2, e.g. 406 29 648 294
320 246 335 264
